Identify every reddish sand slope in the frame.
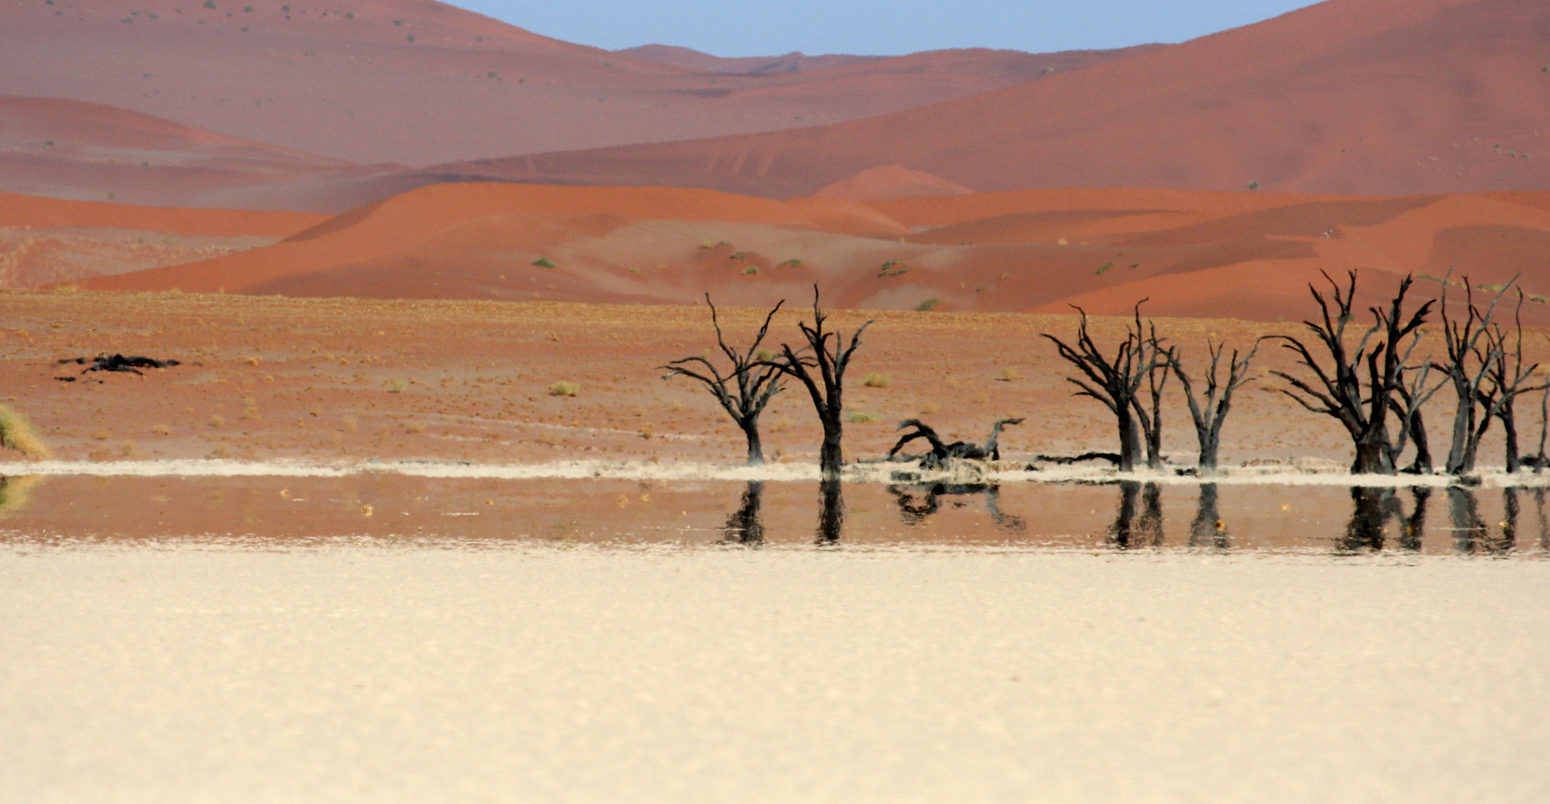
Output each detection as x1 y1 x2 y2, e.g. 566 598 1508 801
455 0 1550 198
1 0 1098 167
0 97 423 212
71 183 1550 325
0 192 326 288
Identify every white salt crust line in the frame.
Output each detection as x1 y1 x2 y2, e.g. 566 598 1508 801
4 459 1550 488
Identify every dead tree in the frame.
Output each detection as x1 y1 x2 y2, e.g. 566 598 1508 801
661 294 786 464
1273 271 1435 474
1043 303 1167 472
1434 276 1511 476
778 286 872 478
1483 291 1545 473
886 418 1024 468
1170 339 1261 475
1132 314 1173 470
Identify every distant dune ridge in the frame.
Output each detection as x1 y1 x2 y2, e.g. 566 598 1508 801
4 0 1549 324
448 0 1550 198
0 0 1080 169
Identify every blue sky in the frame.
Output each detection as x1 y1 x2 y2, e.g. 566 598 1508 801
449 1 1323 57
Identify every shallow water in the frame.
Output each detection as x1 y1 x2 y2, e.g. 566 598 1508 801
2 471 1548 556
4 468 1548 801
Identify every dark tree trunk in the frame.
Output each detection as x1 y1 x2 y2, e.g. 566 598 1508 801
1502 401 1521 473
1116 411 1141 473
819 410 843 478
1405 410 1433 474
1352 434 1392 475
741 420 766 465
1197 432 1218 475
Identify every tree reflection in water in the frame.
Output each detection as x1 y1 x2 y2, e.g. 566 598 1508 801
1188 483 1229 550
817 478 844 545
1106 481 1164 549
886 482 1026 533
718 481 765 546
1449 485 1520 555
1447 485 1491 554
1341 486 1432 553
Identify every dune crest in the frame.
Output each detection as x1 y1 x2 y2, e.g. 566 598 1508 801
54 183 1550 325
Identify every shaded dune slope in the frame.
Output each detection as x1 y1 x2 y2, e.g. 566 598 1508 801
449 0 1550 198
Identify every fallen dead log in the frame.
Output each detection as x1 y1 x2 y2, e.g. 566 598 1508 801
57 353 182 376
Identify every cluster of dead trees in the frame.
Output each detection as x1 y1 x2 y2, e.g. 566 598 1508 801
667 270 1547 479
1047 269 1547 477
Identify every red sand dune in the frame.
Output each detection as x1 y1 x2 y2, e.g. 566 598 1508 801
0 191 327 288
71 182 1550 325
1 0 1094 168
453 0 1550 198
0 192 324 237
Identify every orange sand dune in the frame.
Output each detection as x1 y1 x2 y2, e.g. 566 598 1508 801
70 183 1550 325
0 192 325 238
459 0 1549 198
0 192 328 288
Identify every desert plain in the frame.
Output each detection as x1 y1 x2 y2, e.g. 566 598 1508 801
3 0 1550 800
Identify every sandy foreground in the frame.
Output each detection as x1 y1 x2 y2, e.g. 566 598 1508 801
2 545 1547 802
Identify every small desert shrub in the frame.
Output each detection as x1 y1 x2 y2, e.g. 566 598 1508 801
741 264 759 275
385 378 408 393
548 381 580 397
997 366 1020 382
863 373 891 388
847 411 879 424
533 257 556 268
208 414 226 428
0 405 51 459
778 258 803 269
915 298 940 312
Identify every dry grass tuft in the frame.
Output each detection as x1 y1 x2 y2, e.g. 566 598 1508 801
548 381 580 397
863 373 892 388
0 405 52 460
